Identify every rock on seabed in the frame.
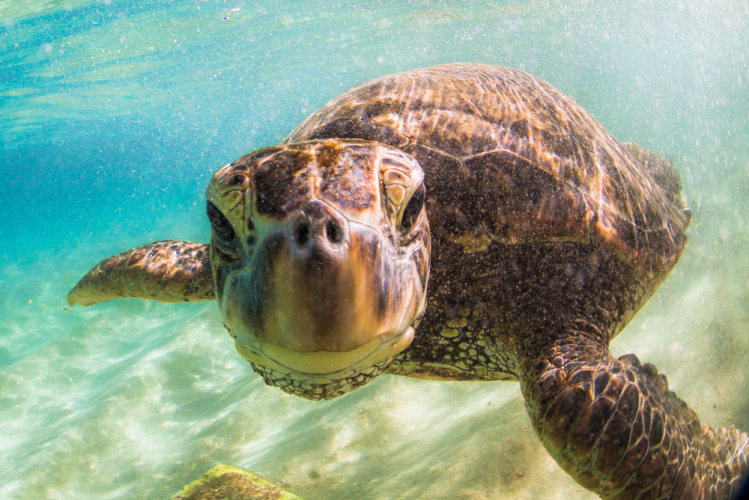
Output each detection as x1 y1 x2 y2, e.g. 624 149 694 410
172 464 303 500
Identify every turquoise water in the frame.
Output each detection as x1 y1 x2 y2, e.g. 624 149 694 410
1 1 748 498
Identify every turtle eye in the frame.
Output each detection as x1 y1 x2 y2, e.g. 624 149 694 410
400 183 425 233
207 201 236 242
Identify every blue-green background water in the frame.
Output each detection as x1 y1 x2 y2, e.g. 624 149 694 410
1 1 747 498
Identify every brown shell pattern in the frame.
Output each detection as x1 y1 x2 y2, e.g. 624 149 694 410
285 63 691 270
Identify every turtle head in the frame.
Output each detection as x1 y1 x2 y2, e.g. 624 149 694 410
205 139 430 400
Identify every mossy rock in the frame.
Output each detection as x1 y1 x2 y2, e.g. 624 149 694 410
172 464 303 500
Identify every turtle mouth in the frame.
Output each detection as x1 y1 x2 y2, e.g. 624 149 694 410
234 326 415 377
235 326 415 401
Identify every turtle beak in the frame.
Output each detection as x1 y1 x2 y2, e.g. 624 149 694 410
221 200 422 374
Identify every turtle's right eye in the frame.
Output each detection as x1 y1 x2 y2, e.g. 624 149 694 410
400 183 426 233
207 201 236 242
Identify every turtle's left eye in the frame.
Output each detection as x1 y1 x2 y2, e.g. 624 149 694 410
400 183 425 233
207 201 236 242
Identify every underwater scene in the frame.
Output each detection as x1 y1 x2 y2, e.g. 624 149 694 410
1 1 748 498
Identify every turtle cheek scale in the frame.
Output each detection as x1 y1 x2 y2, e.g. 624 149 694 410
219 213 427 400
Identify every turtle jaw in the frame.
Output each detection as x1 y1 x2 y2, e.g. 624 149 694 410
234 326 415 377
234 326 416 401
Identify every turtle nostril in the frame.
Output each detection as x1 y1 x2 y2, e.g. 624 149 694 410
325 220 343 244
294 223 311 247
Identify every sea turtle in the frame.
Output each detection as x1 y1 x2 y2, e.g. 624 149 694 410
67 64 748 499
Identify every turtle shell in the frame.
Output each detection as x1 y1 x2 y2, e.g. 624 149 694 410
284 63 691 273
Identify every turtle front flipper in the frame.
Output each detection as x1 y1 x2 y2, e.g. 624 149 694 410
521 331 748 499
67 240 214 306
